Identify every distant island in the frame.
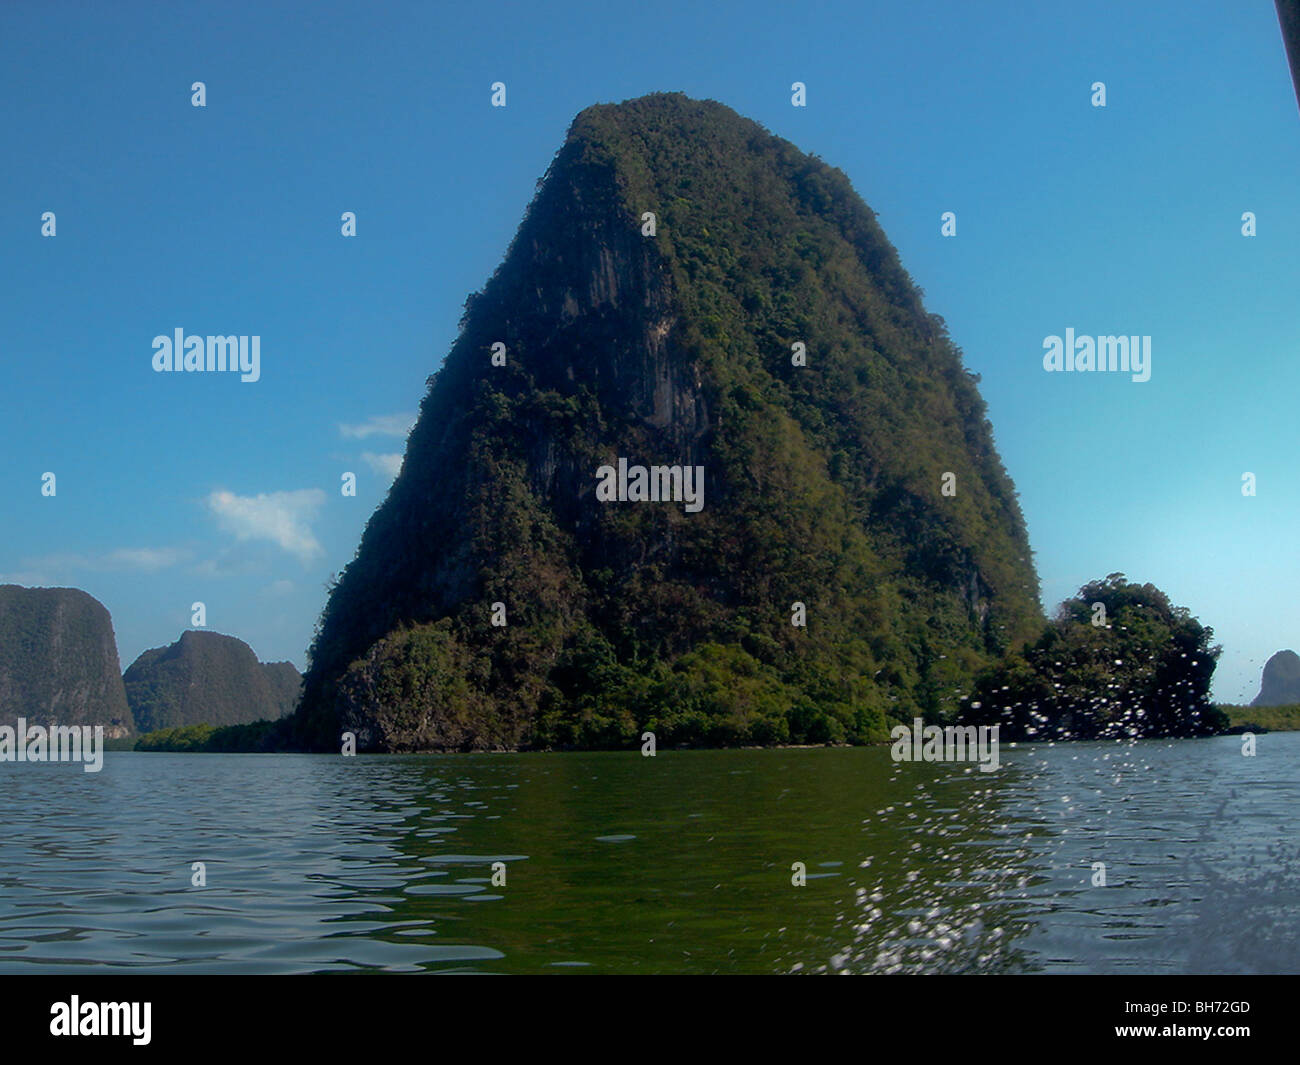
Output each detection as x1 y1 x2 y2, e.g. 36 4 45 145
124 629 300 731
0 584 299 750
0 584 133 736
1251 649 1300 706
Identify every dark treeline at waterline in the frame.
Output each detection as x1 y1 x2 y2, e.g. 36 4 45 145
127 574 1232 754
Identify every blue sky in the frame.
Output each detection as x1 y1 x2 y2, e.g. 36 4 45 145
1 0 1296 703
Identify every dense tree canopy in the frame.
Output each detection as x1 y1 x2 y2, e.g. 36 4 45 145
959 574 1225 740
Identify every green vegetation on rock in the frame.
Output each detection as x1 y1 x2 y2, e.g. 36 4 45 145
292 93 1043 752
1222 704 1300 732
124 630 300 732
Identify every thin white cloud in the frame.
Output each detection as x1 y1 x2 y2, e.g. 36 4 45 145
205 489 326 565
362 451 403 479
103 547 189 571
192 551 267 578
3 546 190 579
0 571 55 587
338 413 416 440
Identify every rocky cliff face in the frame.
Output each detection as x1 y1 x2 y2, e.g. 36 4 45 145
124 630 301 732
1252 649 1300 706
261 661 303 720
294 92 1042 751
0 585 133 735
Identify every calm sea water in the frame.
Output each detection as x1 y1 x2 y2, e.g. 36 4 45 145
0 734 1296 974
